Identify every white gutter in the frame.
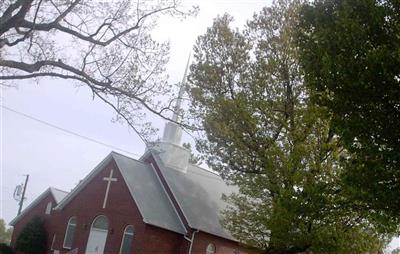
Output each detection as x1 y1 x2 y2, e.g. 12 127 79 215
184 229 200 254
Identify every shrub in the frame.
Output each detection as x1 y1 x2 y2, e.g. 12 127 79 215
15 216 47 254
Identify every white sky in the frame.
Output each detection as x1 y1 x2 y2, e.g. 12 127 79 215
0 0 268 224
1 0 398 251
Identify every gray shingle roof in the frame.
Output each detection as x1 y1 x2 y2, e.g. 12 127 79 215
50 187 68 203
151 151 237 240
55 152 186 235
112 152 187 234
25 150 235 240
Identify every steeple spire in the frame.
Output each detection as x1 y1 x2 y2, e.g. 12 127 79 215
162 54 190 145
172 54 190 122
153 54 192 173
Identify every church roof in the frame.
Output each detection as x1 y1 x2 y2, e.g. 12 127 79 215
112 150 237 240
112 152 187 235
54 152 186 235
151 151 237 240
50 187 69 203
24 150 236 240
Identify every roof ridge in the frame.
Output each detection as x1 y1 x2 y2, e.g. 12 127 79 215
115 151 187 234
55 153 114 210
188 163 220 177
111 151 147 165
10 188 52 226
188 169 226 182
49 187 69 193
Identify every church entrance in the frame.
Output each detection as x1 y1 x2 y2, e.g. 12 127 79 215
85 215 109 254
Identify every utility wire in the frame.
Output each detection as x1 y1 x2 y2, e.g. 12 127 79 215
1 105 141 158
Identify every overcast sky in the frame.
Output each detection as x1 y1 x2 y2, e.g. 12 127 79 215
0 0 268 224
1 0 398 250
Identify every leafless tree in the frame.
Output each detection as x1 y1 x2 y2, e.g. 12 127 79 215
0 0 196 142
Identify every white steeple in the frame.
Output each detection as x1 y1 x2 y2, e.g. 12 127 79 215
161 55 190 145
172 55 190 122
153 55 191 172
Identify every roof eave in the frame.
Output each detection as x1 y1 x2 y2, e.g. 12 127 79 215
54 152 114 211
142 218 186 235
9 188 52 226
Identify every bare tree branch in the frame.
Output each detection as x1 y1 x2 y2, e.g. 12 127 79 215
0 0 198 143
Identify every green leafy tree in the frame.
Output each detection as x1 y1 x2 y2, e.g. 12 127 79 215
188 1 388 253
296 0 400 223
392 247 400 254
15 216 47 254
0 219 12 244
182 142 202 164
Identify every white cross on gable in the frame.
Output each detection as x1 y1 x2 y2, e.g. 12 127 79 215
102 170 118 209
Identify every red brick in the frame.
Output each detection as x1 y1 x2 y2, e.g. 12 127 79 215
11 158 250 254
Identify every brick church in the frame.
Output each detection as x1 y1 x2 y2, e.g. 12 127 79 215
10 67 249 254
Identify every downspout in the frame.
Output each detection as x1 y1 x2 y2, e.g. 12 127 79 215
184 229 200 254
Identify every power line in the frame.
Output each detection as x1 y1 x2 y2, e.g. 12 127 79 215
1 105 141 158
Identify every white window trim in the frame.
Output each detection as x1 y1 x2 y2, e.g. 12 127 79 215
50 233 56 250
118 225 134 254
45 201 52 215
91 215 109 231
206 243 216 254
63 217 77 249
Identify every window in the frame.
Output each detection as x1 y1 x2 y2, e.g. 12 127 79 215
63 217 77 249
92 215 108 230
119 225 134 254
85 216 109 254
45 202 52 214
206 243 216 254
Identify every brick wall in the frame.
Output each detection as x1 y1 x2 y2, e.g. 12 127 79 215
191 231 249 254
10 156 250 254
48 159 183 254
10 191 56 254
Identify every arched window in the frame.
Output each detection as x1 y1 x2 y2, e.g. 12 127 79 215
119 225 134 254
85 215 109 254
92 215 108 230
206 243 216 254
63 217 77 249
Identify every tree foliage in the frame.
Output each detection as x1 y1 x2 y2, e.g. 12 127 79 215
0 219 12 245
188 1 388 253
0 0 196 140
15 216 47 254
182 142 202 164
296 0 400 222
392 247 400 254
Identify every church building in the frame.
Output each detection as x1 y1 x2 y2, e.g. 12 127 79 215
9 65 249 254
